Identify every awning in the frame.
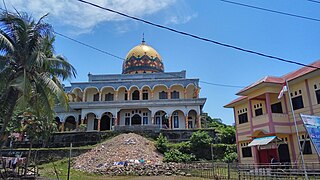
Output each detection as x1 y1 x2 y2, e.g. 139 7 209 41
247 136 282 147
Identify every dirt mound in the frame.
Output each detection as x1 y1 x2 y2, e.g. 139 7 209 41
73 133 163 172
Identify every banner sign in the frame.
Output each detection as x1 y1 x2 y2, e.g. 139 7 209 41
300 114 320 157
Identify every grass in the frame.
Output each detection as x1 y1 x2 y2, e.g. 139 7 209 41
38 158 209 180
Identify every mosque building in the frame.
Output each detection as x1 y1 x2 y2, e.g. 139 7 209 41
55 39 206 132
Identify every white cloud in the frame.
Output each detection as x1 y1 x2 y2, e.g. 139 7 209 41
2 0 176 34
166 13 197 25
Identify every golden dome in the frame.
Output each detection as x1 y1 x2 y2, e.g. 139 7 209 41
125 41 162 62
122 40 164 74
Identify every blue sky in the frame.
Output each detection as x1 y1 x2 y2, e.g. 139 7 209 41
2 0 319 125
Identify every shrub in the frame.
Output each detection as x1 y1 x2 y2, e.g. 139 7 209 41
222 152 238 163
155 133 169 153
190 131 213 160
211 144 237 161
167 141 191 154
164 149 195 163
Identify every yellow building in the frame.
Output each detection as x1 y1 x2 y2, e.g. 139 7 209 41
224 61 320 164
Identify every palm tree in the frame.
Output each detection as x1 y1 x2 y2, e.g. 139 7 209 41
0 11 76 144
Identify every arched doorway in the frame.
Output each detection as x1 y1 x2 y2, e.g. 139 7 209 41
101 112 112 131
131 114 141 125
64 116 76 131
154 111 168 129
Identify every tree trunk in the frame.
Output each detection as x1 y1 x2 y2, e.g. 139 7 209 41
0 89 19 147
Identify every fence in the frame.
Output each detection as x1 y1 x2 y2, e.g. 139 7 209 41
239 163 320 180
179 162 239 179
178 162 320 179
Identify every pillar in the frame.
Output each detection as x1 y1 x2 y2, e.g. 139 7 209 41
127 90 131 100
140 90 143 100
83 93 86 102
184 89 187 99
305 79 314 115
185 115 189 129
99 91 102 101
97 118 101 131
168 89 171 99
151 117 155 124
151 90 154 99
265 93 275 133
169 116 172 129
114 117 118 126
61 122 65 132
196 115 201 128
115 90 118 101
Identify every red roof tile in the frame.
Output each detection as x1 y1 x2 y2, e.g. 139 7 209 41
237 60 320 95
224 96 247 108
225 60 320 107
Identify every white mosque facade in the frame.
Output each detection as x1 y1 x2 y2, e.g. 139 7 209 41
55 40 206 132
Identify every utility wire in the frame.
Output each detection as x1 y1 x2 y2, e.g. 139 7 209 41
54 31 124 61
55 31 245 88
220 0 320 22
76 0 319 69
307 0 320 4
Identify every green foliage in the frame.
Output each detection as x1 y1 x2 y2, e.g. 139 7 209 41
222 152 238 163
203 114 236 144
190 131 213 160
216 125 236 144
190 130 213 147
167 141 191 154
164 149 195 163
0 11 76 140
211 144 237 161
155 133 169 153
79 124 87 132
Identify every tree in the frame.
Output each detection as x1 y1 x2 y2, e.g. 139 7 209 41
190 130 213 160
0 11 76 144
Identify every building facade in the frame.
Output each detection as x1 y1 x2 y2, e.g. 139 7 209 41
225 61 320 164
55 40 206 132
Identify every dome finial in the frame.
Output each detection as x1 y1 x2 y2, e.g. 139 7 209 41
142 33 145 44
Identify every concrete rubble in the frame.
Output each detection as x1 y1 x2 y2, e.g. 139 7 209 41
73 133 192 176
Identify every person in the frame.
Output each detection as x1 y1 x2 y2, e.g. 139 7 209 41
270 156 277 164
12 156 18 172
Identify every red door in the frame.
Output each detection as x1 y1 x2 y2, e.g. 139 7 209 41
258 148 278 164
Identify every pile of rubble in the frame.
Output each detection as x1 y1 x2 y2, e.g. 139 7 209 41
74 133 176 175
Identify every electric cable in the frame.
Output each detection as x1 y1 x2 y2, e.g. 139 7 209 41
307 0 320 4
76 0 319 69
54 31 245 88
220 0 320 22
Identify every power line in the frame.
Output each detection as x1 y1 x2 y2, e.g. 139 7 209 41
220 0 320 22
55 31 244 89
307 0 320 4
76 0 319 69
54 31 124 61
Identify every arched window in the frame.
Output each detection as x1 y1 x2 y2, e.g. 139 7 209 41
132 90 140 100
171 91 180 99
173 112 179 128
105 93 114 101
125 90 128 100
142 89 148 100
93 93 99 101
159 91 168 99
